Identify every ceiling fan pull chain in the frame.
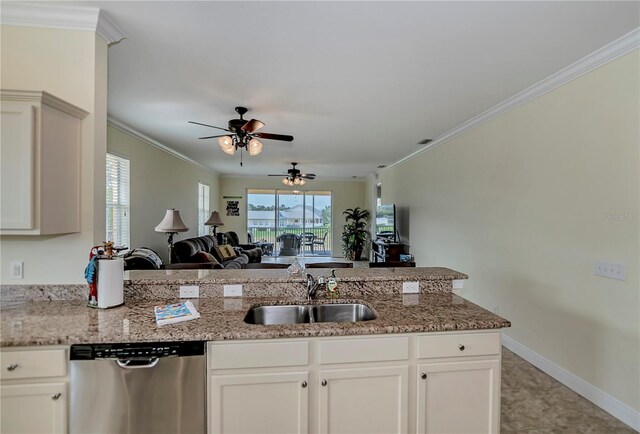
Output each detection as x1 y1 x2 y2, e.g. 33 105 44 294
240 148 243 166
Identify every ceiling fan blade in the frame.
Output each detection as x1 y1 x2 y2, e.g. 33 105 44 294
188 120 231 132
241 119 265 133
300 174 316 179
254 132 294 142
267 174 287 177
199 134 228 139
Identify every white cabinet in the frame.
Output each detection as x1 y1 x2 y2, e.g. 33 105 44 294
208 332 501 434
0 346 69 434
318 366 408 434
0 90 88 235
209 340 310 434
416 332 501 434
210 371 309 434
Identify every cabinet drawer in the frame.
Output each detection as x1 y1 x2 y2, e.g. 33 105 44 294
319 336 409 364
0 348 67 380
417 332 500 359
209 340 309 370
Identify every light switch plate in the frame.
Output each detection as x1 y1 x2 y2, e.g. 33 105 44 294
224 284 243 297
179 285 200 298
402 281 419 294
594 262 625 281
452 280 464 289
9 261 23 279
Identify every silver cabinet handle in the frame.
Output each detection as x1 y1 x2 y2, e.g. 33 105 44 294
321 379 327 386
421 373 427 379
458 344 465 351
301 381 307 388
6 363 18 371
51 393 62 400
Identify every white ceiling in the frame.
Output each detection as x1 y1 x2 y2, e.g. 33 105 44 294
63 1 639 178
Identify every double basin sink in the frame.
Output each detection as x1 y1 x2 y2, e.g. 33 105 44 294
244 303 377 325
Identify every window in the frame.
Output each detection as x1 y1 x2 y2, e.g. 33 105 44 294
198 183 210 236
106 154 130 247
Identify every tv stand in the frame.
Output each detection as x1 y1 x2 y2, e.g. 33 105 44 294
371 238 414 266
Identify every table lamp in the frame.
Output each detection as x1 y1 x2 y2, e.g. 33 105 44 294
155 209 189 261
204 211 224 236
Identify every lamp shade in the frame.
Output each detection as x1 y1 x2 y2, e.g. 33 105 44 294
248 138 263 156
204 211 224 227
155 209 189 233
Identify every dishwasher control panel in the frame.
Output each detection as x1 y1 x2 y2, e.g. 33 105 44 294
70 341 205 360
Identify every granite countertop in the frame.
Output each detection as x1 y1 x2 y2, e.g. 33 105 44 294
124 267 469 284
0 293 510 347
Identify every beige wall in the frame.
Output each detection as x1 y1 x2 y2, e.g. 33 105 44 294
381 51 640 411
0 25 108 284
107 125 220 263
218 177 367 257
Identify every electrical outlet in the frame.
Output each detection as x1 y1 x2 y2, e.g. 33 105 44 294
402 281 419 294
452 280 464 289
179 285 200 298
594 262 625 281
492 306 500 315
9 261 23 279
224 284 243 297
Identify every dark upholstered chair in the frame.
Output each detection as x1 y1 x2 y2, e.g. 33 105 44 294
224 231 263 263
277 233 301 256
306 261 353 268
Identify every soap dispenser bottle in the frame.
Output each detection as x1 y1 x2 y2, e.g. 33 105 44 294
327 269 339 299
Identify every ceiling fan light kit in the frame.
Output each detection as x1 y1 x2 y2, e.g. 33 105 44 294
271 162 316 187
190 106 293 166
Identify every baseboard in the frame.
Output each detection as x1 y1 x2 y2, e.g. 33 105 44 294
502 335 640 431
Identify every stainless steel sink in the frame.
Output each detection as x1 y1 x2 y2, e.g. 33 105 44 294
244 305 310 325
244 303 377 325
311 304 377 323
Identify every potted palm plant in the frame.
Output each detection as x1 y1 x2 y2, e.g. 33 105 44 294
341 207 370 260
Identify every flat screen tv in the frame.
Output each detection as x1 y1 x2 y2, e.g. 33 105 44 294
375 204 396 242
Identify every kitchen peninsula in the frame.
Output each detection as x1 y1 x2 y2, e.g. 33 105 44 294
1 267 510 433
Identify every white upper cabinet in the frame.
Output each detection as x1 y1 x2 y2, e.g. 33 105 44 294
1 90 88 235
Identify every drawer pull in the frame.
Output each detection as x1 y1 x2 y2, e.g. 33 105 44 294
458 344 465 351
301 381 307 388
51 393 62 400
421 373 427 380
321 379 327 387
6 363 18 371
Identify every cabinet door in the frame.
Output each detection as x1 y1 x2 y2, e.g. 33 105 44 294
210 371 309 434
0 103 34 230
1 382 67 434
318 365 408 434
417 359 500 434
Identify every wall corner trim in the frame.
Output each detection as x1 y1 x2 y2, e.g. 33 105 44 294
381 27 640 174
107 117 216 173
0 2 126 45
502 334 640 431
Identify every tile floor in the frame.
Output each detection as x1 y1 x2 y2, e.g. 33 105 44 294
501 347 636 433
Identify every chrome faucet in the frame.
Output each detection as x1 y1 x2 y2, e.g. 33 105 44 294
306 273 324 301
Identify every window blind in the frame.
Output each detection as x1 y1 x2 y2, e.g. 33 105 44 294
198 183 210 236
106 154 130 247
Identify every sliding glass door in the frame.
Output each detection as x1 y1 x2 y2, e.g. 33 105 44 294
247 190 332 257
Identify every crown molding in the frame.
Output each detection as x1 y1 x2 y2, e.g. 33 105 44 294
0 2 125 45
381 27 640 174
107 117 216 173
1 89 89 119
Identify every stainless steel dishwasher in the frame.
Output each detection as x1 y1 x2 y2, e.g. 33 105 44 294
70 341 206 434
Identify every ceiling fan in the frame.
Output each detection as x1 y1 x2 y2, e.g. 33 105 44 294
268 162 316 186
189 106 294 166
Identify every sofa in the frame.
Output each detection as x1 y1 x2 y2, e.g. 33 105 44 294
122 247 236 270
172 235 251 269
223 231 263 263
